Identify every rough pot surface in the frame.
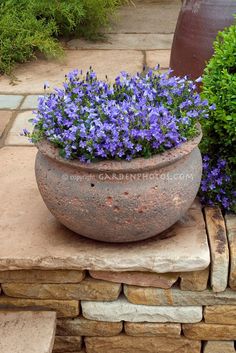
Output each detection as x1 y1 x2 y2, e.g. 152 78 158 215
35 131 202 242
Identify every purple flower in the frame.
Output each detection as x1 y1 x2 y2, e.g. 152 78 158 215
21 128 30 136
43 81 50 90
200 156 236 211
29 68 212 163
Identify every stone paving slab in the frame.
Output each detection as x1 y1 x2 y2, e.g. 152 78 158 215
146 50 170 68
0 95 23 109
5 111 34 145
0 311 56 353
21 95 40 109
0 50 143 94
68 34 174 50
0 111 12 138
108 0 181 34
0 147 210 272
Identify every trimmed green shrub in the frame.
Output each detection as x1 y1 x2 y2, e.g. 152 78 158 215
0 0 124 75
200 20 236 211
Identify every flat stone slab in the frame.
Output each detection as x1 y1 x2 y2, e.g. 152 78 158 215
0 50 143 94
89 270 179 288
81 296 203 323
204 341 236 353
124 322 181 337
5 111 34 145
21 95 40 109
0 269 85 283
225 213 236 290
0 95 23 109
124 286 236 306
204 305 236 325
183 322 236 340
0 111 12 138
204 207 229 292
53 336 82 353
85 335 201 353
0 147 210 272
0 311 56 353
107 0 180 34
57 317 123 337
2 278 121 301
0 297 79 318
146 50 170 69
180 267 209 291
68 34 173 50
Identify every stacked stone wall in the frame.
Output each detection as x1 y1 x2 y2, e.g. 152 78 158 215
0 206 235 353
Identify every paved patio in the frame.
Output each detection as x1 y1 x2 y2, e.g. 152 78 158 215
1 4 236 353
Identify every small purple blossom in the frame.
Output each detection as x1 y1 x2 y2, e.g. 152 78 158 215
43 81 50 90
30 68 212 162
195 76 203 83
21 128 30 136
200 156 236 211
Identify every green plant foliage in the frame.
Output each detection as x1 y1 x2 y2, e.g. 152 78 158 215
77 0 124 39
0 0 124 75
201 19 236 211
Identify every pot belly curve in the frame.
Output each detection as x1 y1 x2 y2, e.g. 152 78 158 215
35 147 202 243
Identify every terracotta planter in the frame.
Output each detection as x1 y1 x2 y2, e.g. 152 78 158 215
170 0 236 80
35 129 202 243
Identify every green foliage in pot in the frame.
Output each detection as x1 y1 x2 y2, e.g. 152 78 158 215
0 0 124 75
200 20 236 211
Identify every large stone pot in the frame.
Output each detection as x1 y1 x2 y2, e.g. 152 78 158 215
35 129 202 243
170 0 236 80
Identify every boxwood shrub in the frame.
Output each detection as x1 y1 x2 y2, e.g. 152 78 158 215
200 19 236 211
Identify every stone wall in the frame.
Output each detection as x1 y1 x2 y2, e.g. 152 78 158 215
0 206 235 353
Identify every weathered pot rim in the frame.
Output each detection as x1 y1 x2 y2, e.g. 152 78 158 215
36 124 202 173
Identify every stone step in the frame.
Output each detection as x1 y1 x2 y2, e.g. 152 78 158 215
0 311 56 353
0 146 210 274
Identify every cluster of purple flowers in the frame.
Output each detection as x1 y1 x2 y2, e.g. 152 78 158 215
200 155 236 211
31 68 213 162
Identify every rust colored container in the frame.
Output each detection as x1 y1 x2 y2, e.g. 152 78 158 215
35 128 202 243
170 0 236 80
